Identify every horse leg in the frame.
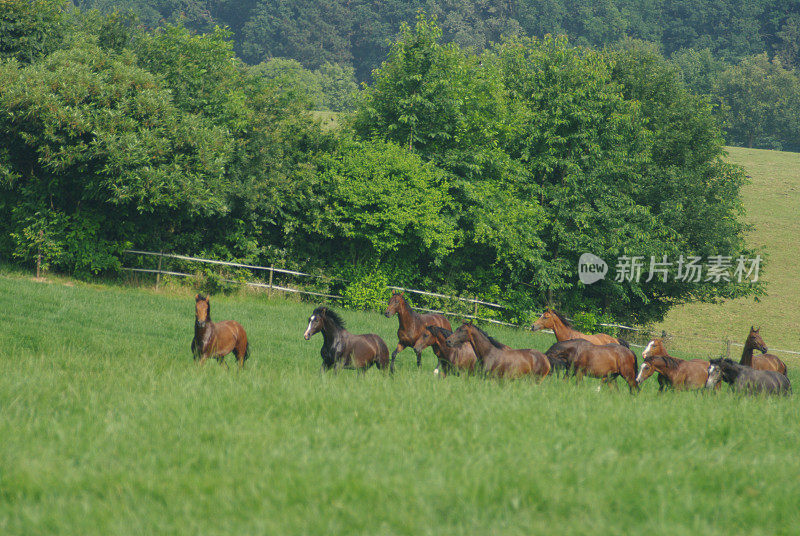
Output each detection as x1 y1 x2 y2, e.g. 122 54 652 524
608 374 620 391
415 348 423 368
575 368 585 386
391 343 404 371
217 356 228 369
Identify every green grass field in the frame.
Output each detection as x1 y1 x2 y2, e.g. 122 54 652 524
655 147 800 362
1 273 798 535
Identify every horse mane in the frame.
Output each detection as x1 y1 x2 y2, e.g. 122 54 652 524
313 306 345 329
426 325 453 338
550 309 573 328
472 324 505 349
653 354 681 369
711 358 742 378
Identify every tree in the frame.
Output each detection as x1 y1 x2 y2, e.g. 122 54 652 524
353 15 760 322
0 0 70 63
0 39 231 276
715 54 800 150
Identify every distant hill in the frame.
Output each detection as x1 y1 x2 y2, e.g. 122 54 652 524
655 147 800 361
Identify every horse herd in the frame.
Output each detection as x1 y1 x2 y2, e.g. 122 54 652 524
191 292 792 396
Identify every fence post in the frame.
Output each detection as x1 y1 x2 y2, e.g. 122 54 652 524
155 250 163 291
268 265 274 298
473 297 478 316
725 339 731 358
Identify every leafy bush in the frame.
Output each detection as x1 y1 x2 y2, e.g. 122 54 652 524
341 268 391 312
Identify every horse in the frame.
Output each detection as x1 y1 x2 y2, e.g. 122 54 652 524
571 343 639 393
636 338 710 391
413 325 477 378
531 308 628 347
304 306 391 373
740 327 787 376
191 294 249 367
384 292 451 369
445 322 550 379
706 358 791 396
544 339 593 377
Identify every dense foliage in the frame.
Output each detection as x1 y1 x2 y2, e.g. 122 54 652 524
65 0 800 150
0 3 763 323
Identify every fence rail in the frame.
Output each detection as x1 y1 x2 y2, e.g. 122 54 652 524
122 250 800 359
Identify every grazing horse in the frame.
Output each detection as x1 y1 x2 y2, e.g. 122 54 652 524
191 294 249 367
413 326 477 378
304 306 391 373
385 292 451 369
445 322 550 379
636 339 710 391
740 327 787 376
572 343 639 393
545 339 593 377
706 358 791 396
531 309 628 347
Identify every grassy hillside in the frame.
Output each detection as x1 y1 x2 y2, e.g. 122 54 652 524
1 273 798 535
655 147 800 361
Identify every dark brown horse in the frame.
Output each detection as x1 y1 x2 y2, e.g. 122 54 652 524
445 323 550 379
572 343 639 392
740 327 787 376
706 358 791 395
304 306 391 373
636 338 710 391
385 292 451 369
191 294 249 367
413 325 477 377
544 339 593 377
531 309 628 347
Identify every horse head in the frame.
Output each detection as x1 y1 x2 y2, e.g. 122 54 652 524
446 322 472 348
195 294 210 326
747 326 768 354
531 309 555 331
384 292 404 318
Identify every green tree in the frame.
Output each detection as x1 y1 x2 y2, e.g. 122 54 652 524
715 53 800 150
0 0 70 63
0 39 231 276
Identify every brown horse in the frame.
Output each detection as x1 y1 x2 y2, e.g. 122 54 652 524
445 322 550 379
636 339 710 391
531 309 628 347
304 306 391 373
740 327 787 376
191 294 249 367
572 343 639 393
413 325 477 377
385 292 451 369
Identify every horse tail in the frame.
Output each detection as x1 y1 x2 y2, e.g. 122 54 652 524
617 337 630 349
244 341 250 362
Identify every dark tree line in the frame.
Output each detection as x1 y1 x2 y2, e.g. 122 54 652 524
66 0 800 150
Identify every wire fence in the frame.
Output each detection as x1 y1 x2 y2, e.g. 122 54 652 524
122 250 800 360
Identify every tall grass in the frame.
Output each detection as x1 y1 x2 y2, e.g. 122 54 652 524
1 274 798 534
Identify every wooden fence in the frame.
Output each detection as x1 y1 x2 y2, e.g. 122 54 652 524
122 249 800 358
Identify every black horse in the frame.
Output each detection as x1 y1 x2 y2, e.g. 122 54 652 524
705 358 791 396
303 306 391 373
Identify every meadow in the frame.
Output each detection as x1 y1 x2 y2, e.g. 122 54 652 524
656 146 800 360
1 272 798 535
